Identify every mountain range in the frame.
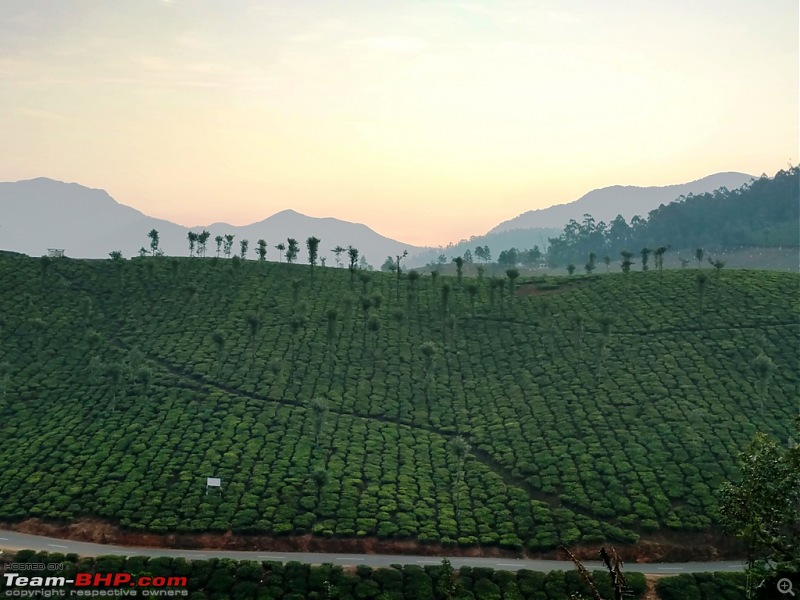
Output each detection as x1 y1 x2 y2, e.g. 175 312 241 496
488 172 754 234
0 178 418 265
0 171 755 264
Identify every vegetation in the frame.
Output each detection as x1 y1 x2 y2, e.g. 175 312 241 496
718 418 799 597
656 573 747 600
0 550 648 600
546 167 798 266
0 253 796 550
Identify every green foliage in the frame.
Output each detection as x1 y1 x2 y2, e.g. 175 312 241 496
0 254 796 549
718 419 800 588
0 552 647 599
547 167 799 266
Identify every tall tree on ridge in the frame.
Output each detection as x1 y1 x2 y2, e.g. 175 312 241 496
256 239 268 261
223 234 235 258
187 231 197 257
640 247 652 271
306 236 320 268
147 229 160 256
197 230 211 257
286 238 299 263
695 247 705 268
347 246 359 285
332 245 345 268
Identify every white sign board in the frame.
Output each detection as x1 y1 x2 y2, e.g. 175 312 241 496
206 477 221 495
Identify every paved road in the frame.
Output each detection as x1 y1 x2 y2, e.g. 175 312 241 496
0 530 745 574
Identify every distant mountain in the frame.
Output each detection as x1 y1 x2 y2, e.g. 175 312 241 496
488 172 755 234
0 178 421 264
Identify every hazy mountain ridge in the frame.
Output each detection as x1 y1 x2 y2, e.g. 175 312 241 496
0 178 420 264
0 171 758 265
489 172 755 234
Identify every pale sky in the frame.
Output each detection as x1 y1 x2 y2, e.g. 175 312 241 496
1 1 797 245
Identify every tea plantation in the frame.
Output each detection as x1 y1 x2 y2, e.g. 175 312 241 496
0 550 649 600
0 253 797 551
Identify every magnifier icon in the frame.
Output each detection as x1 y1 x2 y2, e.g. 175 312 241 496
779 578 796 596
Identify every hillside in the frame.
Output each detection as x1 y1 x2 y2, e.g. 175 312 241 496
546 167 799 267
489 172 754 234
0 178 421 264
0 254 797 555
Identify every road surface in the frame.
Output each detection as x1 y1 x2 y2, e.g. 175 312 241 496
0 530 745 574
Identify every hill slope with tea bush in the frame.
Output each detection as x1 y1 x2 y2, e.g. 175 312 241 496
0 253 797 551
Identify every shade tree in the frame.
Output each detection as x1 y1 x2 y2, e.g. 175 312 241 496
306 236 321 268
256 239 267 261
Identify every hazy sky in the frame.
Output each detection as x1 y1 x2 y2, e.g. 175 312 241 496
1 1 796 245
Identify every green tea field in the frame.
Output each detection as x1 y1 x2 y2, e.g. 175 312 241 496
0 253 797 553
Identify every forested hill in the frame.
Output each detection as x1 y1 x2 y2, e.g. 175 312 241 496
546 167 798 266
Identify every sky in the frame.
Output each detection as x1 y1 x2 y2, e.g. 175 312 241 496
0 1 797 246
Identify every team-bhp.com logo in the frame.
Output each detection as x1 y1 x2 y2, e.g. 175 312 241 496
2 572 188 597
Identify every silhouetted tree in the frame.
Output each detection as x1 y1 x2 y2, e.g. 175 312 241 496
306 236 320 267
603 255 611 272
395 250 408 301
147 229 160 256
256 239 267 261
286 238 299 263
567 264 576 276
239 239 249 259
505 268 519 295
214 235 223 258
223 234 235 258
197 230 211 257
187 231 197 256
453 256 464 287
709 257 725 280
347 246 359 284
275 242 286 262
654 246 668 276
695 247 705 268
332 245 345 267
620 250 634 274
640 247 652 271
585 252 596 274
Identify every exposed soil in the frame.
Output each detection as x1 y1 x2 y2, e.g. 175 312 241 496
0 518 743 564
643 574 667 600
